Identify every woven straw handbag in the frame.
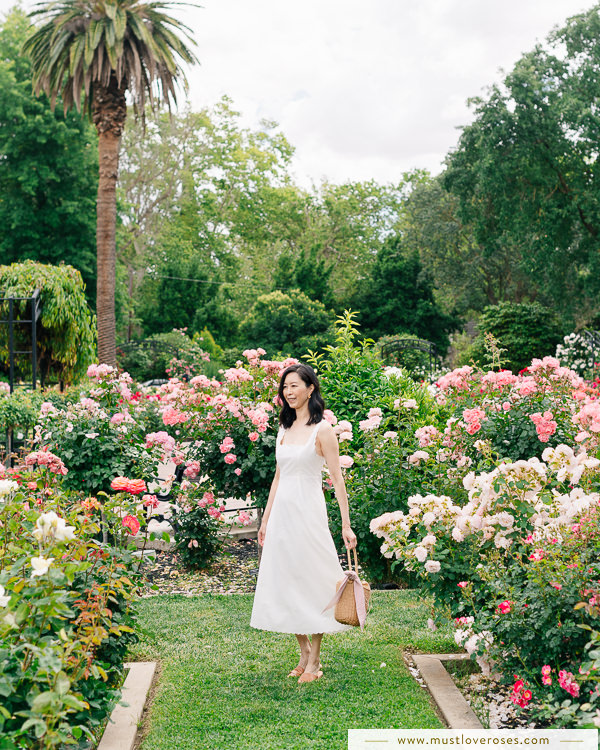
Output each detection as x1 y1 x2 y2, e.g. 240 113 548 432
323 547 371 629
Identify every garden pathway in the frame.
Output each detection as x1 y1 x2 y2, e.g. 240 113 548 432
128 590 458 750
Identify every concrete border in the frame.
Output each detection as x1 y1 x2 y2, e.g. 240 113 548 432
412 653 483 729
97 662 157 750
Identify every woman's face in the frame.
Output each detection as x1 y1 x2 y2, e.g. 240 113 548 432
282 371 314 410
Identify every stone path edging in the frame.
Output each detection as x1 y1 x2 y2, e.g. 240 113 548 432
412 653 483 729
97 662 157 750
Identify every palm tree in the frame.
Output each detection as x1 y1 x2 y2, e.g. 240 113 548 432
23 0 198 366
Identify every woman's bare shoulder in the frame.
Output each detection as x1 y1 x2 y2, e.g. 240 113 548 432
318 419 334 436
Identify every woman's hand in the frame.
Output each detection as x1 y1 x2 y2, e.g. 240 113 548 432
342 525 357 550
258 523 267 547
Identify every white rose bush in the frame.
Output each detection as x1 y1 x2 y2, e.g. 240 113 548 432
367 356 600 727
0 443 147 747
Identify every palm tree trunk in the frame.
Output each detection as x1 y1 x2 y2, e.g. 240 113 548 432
96 129 120 366
93 77 127 367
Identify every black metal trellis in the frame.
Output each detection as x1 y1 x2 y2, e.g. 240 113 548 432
0 290 41 466
380 337 438 377
0 289 41 393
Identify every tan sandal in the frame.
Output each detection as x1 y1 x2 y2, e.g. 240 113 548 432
288 666 305 677
298 670 323 684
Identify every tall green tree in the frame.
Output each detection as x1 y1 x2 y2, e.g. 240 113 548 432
23 0 198 365
443 3 600 327
352 235 455 353
273 245 335 307
0 8 97 300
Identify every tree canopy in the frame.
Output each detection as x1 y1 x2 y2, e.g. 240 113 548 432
0 8 97 303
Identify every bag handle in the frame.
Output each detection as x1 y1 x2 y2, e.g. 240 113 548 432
345 546 358 573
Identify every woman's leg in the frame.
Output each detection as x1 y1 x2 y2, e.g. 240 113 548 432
289 634 311 675
305 633 323 674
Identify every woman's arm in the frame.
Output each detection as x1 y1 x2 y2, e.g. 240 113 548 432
319 422 357 550
258 463 280 547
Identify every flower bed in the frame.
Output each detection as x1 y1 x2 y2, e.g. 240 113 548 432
367 357 600 727
0 453 147 747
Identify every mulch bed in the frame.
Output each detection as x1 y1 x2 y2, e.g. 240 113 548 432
138 539 260 597
136 539 370 597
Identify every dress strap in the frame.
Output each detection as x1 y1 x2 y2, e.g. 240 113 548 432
310 421 323 443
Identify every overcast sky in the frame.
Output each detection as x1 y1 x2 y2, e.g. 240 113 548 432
2 0 595 186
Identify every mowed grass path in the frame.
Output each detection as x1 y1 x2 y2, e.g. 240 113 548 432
128 591 459 750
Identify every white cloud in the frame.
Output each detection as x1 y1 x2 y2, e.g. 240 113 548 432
2 0 594 185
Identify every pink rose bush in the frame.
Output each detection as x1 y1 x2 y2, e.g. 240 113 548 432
36 365 171 497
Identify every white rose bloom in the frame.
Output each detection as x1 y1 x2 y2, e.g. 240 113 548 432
0 584 10 607
451 526 464 542
0 480 19 499
30 556 54 578
413 546 428 562
422 534 437 547
462 472 476 491
3 612 17 628
424 560 441 573
33 512 76 544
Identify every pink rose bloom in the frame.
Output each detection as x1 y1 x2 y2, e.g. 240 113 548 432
339 455 354 468
249 432 259 442
529 549 545 561
162 407 189 426
457 581 468 588
143 494 159 508
184 461 201 479
111 413 125 424
323 409 338 426
497 600 512 614
122 515 140 535
224 453 237 464
234 468 242 476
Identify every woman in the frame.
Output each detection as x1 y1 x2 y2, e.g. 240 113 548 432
250 363 357 684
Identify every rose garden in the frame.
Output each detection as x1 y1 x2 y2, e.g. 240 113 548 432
4 0 600 747
0 306 598 748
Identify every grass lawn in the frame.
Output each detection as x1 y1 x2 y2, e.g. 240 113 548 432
128 590 459 750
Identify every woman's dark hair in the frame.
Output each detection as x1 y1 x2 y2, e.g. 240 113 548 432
278 364 325 428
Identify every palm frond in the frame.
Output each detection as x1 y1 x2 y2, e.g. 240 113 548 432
23 0 200 117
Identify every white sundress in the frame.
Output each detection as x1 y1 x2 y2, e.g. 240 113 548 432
250 420 350 634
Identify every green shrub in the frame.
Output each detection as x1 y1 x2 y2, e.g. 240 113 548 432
307 312 445 582
238 289 334 356
305 310 395 425
470 302 563 373
117 329 218 382
169 486 223 569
